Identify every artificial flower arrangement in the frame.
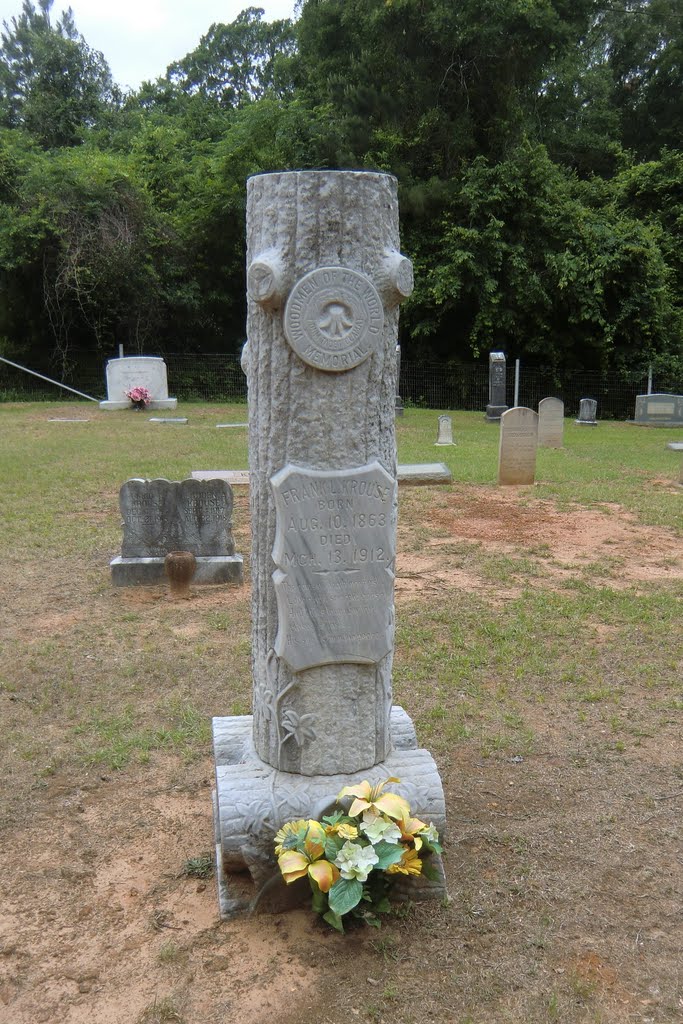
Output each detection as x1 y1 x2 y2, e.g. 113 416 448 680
275 777 442 932
125 385 152 409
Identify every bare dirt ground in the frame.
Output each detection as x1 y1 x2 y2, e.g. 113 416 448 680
1 487 682 1024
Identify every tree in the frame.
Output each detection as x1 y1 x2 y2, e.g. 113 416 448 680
166 7 296 108
0 0 112 147
538 0 682 174
0 132 170 365
405 142 678 371
293 0 596 175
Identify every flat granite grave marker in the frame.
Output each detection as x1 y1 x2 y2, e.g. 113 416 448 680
633 394 683 426
435 415 455 446
575 398 598 425
667 442 683 451
485 352 508 421
398 462 452 485
99 356 177 411
498 407 538 485
110 478 243 586
192 470 250 486
212 169 446 918
538 397 564 448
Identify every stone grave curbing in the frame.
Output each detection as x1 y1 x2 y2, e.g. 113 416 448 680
212 169 446 918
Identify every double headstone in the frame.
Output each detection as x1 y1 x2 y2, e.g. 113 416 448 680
575 398 598 425
485 352 508 421
212 170 446 916
110 478 243 585
633 394 683 427
498 408 538 485
538 397 564 448
99 356 177 411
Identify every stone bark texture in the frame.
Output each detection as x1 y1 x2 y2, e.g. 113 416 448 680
245 171 403 776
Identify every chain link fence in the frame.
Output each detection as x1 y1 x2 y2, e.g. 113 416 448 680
1 350 680 420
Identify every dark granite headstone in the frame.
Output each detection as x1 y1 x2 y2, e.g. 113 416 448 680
120 478 235 557
575 398 598 425
633 394 683 426
111 478 243 586
485 352 508 421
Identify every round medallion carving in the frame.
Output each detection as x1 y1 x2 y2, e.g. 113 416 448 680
283 267 384 372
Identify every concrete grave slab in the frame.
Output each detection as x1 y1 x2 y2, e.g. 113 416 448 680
397 463 452 485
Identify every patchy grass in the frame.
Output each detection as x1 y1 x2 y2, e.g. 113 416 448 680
0 401 681 1024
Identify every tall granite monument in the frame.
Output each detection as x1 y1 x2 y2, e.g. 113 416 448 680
212 170 446 916
485 352 508 421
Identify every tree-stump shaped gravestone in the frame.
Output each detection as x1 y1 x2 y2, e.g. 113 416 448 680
212 171 446 917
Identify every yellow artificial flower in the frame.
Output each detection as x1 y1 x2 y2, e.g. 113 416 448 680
386 846 423 877
276 819 338 890
397 810 428 851
325 822 359 841
337 777 410 822
274 819 307 856
277 849 340 891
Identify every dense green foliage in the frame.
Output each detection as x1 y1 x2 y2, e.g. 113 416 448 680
0 0 681 374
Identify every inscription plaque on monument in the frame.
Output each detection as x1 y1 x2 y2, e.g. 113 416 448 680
283 267 384 371
271 462 396 672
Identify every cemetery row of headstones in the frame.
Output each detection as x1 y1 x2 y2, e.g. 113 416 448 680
110 387 681 582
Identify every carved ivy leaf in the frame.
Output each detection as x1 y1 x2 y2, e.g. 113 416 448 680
280 709 317 747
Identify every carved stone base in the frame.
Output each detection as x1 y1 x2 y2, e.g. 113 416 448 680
212 707 447 918
110 554 243 586
99 398 178 411
485 404 508 422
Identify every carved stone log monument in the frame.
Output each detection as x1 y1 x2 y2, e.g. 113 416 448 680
212 171 446 916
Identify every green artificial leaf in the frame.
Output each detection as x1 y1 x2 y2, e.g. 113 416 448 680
322 810 343 826
421 860 440 882
324 834 345 862
328 877 363 916
310 878 327 915
421 838 443 855
373 896 391 914
323 909 344 933
373 840 405 870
